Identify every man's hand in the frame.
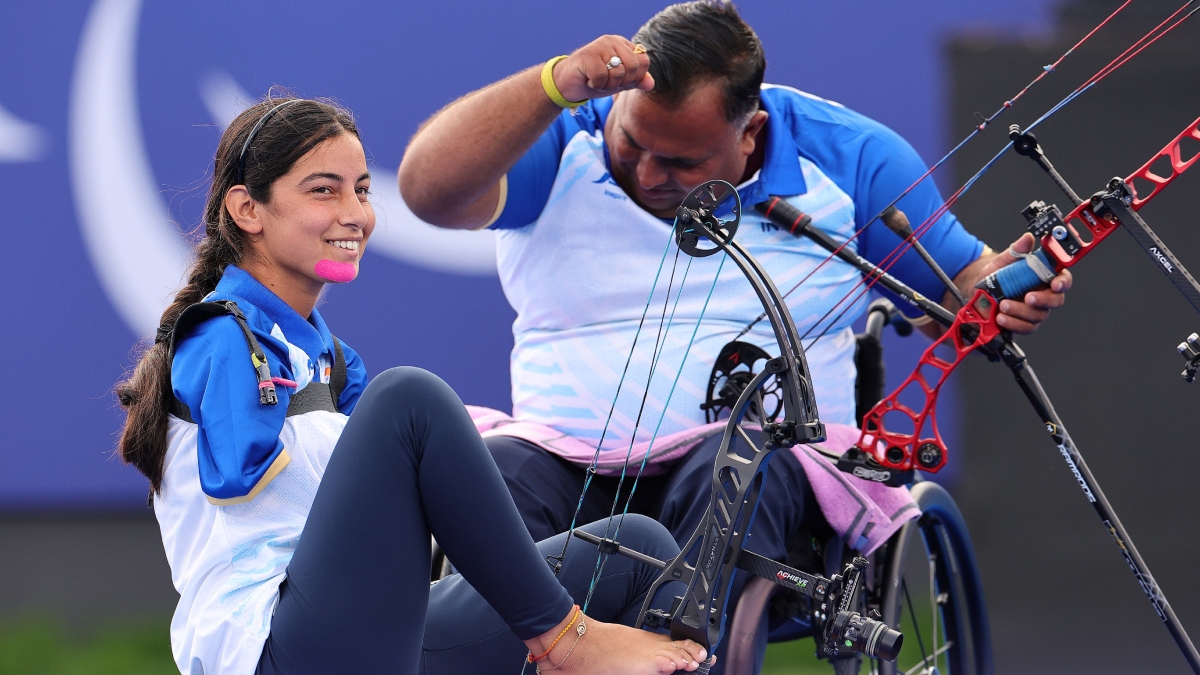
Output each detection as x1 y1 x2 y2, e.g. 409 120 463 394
961 232 1073 334
554 36 655 103
399 35 654 229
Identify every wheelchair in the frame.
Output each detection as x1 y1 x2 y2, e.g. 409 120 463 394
431 298 992 675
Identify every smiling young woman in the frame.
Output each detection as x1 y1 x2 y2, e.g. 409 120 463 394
115 96 710 675
223 129 374 315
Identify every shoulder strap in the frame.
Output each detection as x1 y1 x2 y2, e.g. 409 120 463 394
329 336 346 412
168 300 280 422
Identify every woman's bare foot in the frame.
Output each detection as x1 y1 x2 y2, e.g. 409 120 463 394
524 610 712 675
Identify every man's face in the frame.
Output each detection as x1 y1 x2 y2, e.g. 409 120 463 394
605 81 764 218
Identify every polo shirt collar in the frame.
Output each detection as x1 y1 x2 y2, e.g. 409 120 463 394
595 91 808 210
737 91 807 207
212 265 335 360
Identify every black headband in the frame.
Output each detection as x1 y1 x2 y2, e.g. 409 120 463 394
236 99 304 185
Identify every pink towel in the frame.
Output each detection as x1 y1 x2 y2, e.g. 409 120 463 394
467 406 918 555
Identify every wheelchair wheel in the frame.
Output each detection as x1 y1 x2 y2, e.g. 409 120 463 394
871 481 992 675
430 537 453 581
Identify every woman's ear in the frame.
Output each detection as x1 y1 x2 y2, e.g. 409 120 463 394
224 185 263 235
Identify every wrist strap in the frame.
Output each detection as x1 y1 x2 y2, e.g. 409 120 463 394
541 56 585 109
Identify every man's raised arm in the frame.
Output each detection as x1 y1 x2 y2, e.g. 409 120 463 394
398 36 654 230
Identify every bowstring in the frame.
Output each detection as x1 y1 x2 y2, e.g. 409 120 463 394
581 252 697 611
550 230 678 576
734 0 1134 342
612 256 727 530
522 228 682 674
582 255 731 612
572 203 737 614
799 0 1199 351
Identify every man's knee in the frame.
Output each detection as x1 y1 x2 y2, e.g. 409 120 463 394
486 437 582 541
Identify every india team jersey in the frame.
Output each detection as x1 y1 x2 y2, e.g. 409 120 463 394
155 266 367 675
490 85 984 450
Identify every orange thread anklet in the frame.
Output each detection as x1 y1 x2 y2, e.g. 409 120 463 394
528 605 581 663
536 615 586 673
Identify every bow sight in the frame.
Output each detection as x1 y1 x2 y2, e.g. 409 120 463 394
572 180 902 668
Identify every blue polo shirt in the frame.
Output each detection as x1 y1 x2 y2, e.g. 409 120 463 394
170 266 367 501
491 84 983 315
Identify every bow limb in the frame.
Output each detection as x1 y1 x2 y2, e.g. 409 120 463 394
633 182 829 652
744 2 1192 346
844 113 1200 485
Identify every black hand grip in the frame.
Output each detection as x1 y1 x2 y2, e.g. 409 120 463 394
756 197 812 236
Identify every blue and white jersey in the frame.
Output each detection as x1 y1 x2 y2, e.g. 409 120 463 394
155 265 367 675
489 85 983 446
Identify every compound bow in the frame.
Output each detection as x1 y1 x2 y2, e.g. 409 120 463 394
689 4 1200 669
568 181 904 670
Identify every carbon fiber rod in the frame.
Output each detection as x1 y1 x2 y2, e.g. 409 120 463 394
997 339 1200 673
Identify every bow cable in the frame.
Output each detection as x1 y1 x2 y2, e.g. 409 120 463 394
548 231 678 575
581 256 730 612
734 0 1136 341
799 1 1198 351
580 250 694 610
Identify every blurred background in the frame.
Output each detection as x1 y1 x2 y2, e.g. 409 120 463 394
1 0 1197 672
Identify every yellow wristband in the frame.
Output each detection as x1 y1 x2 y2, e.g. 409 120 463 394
541 56 585 109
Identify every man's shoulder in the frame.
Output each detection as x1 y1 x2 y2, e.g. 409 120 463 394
763 85 904 149
762 84 914 174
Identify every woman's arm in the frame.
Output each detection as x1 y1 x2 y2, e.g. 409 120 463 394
398 35 653 229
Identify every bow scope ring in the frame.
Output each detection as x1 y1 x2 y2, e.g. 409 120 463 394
675 180 741 258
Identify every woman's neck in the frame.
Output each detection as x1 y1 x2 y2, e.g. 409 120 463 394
239 257 323 319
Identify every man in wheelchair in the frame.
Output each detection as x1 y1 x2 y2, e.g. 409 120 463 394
400 2 1070 671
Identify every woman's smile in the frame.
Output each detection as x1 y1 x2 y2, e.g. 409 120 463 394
326 238 362 255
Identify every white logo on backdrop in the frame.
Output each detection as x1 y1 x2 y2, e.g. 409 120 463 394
70 0 497 338
0 102 47 162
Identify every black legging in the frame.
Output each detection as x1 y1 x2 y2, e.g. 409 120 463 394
422 515 682 674
255 367 679 674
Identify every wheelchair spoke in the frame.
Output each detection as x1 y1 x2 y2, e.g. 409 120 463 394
903 642 954 675
928 551 938 668
902 578 930 666
871 483 989 675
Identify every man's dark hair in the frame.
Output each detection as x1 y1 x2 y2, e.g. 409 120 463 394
633 1 766 124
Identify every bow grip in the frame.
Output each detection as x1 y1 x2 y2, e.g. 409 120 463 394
976 246 1056 302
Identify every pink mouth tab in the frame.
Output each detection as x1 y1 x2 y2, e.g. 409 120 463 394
314 259 357 283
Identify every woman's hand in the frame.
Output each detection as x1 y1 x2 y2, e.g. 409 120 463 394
553 35 655 103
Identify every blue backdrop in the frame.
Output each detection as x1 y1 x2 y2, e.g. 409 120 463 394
0 0 1053 508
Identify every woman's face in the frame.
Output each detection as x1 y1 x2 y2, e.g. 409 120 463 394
241 132 375 294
